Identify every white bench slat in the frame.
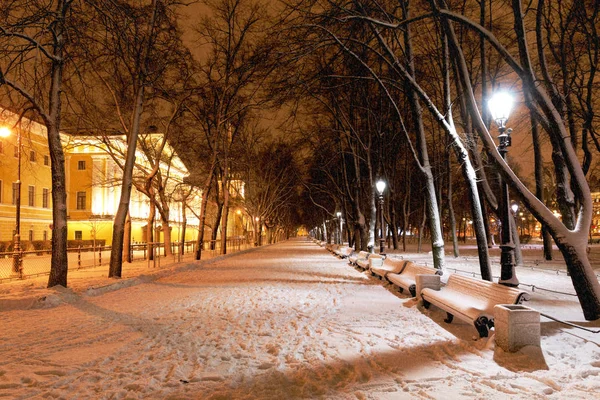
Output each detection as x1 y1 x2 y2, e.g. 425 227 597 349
387 263 439 296
370 258 407 279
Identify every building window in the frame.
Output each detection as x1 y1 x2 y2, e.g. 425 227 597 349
76 191 86 210
44 155 50 166
78 160 86 170
28 185 35 207
43 230 47 241
0 140 3 154
0 180 2 203
43 188 49 208
29 230 34 241
75 231 83 240
29 150 36 162
14 145 18 158
12 182 18 205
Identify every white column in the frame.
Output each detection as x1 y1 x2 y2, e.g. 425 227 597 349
91 156 106 215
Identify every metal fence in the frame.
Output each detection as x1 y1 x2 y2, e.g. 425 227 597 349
0 237 251 283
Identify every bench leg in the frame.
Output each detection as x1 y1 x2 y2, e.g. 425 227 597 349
444 313 454 323
409 284 416 297
397 286 404 293
474 316 489 338
422 299 430 309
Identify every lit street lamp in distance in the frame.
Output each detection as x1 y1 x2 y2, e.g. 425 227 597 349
376 180 386 255
0 125 23 278
489 91 519 287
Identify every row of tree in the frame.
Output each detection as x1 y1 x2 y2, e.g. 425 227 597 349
0 0 302 289
277 0 600 320
2 0 599 320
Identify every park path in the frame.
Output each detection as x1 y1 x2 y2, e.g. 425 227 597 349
0 238 598 399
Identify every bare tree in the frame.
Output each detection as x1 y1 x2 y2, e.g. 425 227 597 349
0 0 74 287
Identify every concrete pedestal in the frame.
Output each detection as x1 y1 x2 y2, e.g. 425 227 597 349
494 304 540 352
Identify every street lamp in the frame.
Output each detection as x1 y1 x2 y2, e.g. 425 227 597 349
489 91 518 287
376 180 386 254
0 125 22 278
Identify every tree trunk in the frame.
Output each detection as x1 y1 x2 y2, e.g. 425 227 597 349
162 217 172 257
390 197 399 250
555 239 600 320
418 206 426 253
181 201 187 255
220 179 230 255
109 87 144 278
124 212 131 263
211 202 223 250
531 111 553 260
147 201 155 261
47 122 68 287
447 153 460 258
46 3 69 287
195 171 214 260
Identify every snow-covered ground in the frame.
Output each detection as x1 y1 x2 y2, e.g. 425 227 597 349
1 238 599 399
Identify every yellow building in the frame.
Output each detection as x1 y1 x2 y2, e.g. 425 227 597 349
1 108 252 251
64 134 201 246
0 111 53 249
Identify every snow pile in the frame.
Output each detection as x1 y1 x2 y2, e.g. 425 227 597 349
0 239 599 399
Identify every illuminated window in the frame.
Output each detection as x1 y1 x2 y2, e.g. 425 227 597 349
43 188 49 208
44 155 50 166
28 186 35 207
29 150 36 162
75 231 83 240
76 191 86 210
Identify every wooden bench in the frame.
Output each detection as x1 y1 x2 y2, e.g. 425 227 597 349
327 244 340 254
418 273 531 337
348 250 368 265
387 263 440 297
371 258 407 280
335 246 353 259
356 253 377 270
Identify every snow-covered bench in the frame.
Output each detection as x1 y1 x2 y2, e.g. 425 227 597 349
387 263 440 297
366 254 384 272
335 246 353 259
371 258 407 280
418 273 531 338
348 250 368 266
357 253 380 271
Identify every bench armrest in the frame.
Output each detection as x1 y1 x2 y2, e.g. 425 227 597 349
415 274 441 301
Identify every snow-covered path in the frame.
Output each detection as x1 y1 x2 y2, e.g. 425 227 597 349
1 239 599 399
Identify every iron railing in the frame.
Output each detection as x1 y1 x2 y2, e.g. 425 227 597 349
0 237 252 282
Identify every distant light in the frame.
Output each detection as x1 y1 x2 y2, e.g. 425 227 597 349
511 203 519 213
236 209 242 215
255 217 259 222
376 180 386 195
336 211 341 218
489 91 513 126
0 126 11 138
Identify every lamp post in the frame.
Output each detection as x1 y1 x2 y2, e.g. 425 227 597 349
511 203 519 238
489 91 519 287
376 180 386 254
336 211 342 244
0 125 22 278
